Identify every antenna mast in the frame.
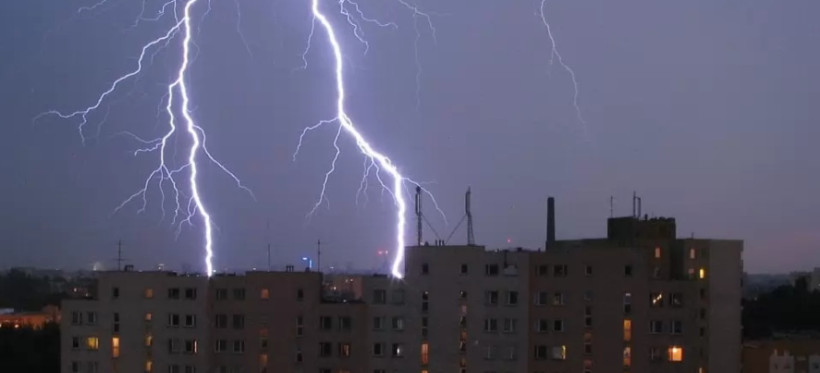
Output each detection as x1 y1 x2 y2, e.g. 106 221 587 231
466 187 475 246
115 240 126 271
317 239 322 272
415 185 422 246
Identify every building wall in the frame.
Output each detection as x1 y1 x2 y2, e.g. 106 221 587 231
706 240 743 373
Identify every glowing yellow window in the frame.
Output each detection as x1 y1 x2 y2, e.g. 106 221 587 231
145 313 152 322
112 336 120 357
699 268 706 279
421 342 429 365
86 336 99 351
144 288 154 299
654 247 661 258
260 288 270 299
668 345 684 362
145 333 153 347
623 319 632 341
145 360 153 373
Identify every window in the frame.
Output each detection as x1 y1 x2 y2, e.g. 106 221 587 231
670 292 683 307
485 290 499 305
584 359 593 373
653 266 662 278
297 316 304 336
391 317 404 331
144 288 154 298
459 290 468 300
260 288 269 299
232 288 245 300
421 342 429 364
215 288 227 300
338 316 352 331
86 336 99 351
584 290 593 302
623 319 632 341
112 287 120 299
650 346 662 361
372 316 384 330
536 319 549 333
699 268 706 279
534 345 548 360
668 346 684 362
168 313 180 327
422 291 429 312
689 248 696 259
623 346 632 367
585 265 593 276
259 328 269 349
112 336 120 358
215 339 228 352
623 292 632 313
650 292 664 307
145 360 153 373
484 318 498 332
624 265 633 277
506 291 519 305
392 290 405 305
259 353 268 368
700 308 707 319
584 332 592 355
168 288 180 299
145 312 152 322
320 316 333 330
145 333 153 347
184 288 197 300
228 314 243 330
184 366 196 373
184 339 197 354
554 264 568 277
671 320 683 334
650 320 663 334
391 343 403 357
421 263 429 274
535 291 548 306
71 311 82 325
537 264 548 276
460 264 468 274
506 346 517 360
654 247 662 258
168 338 181 353
373 343 384 356
551 345 567 360
484 344 496 360
338 343 351 358
552 292 565 306
214 314 227 328
700 288 707 300
168 365 180 373
553 319 564 332
232 340 245 353
182 314 195 328
296 288 304 301
86 312 97 325
72 336 80 349
373 289 387 304
295 346 302 362
485 264 499 276
71 361 79 373
503 318 517 333
87 362 99 373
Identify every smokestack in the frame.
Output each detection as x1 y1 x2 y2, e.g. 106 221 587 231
547 197 555 248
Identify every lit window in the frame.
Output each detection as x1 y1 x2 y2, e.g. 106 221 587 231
145 288 154 299
86 336 99 351
689 248 696 259
668 346 683 362
699 268 706 279
421 342 429 364
623 319 632 342
259 354 268 366
654 247 661 258
145 334 153 347
623 346 632 366
145 313 152 322
338 343 351 357
145 360 153 373
550 345 567 360
260 289 269 299
392 343 403 357
650 292 663 307
112 336 120 358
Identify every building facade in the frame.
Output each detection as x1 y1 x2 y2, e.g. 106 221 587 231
62 216 742 373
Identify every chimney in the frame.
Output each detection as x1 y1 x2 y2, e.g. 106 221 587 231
547 197 556 248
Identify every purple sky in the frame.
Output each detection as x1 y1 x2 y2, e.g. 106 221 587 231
1 0 818 274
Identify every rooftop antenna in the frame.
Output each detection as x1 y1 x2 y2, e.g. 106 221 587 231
317 239 322 272
466 187 475 246
415 185 423 246
632 191 637 218
113 240 127 271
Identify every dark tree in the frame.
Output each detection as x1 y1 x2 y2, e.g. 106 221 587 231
0 322 60 372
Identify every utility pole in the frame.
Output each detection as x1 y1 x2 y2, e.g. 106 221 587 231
267 243 271 271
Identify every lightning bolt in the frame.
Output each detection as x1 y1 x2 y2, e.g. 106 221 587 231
296 0 446 279
538 0 586 130
36 0 252 276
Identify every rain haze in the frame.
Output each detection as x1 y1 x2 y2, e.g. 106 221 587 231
0 0 818 274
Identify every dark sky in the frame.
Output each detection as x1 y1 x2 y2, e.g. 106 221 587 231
1 0 818 274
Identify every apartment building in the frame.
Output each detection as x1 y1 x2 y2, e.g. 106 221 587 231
62 203 742 373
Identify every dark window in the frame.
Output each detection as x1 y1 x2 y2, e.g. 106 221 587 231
168 288 180 299
232 288 246 300
485 264 499 276
699 288 707 300
215 288 227 300
214 314 227 328
112 287 120 299
319 342 332 357
232 314 245 329
624 265 633 277
534 345 548 360
507 291 519 305
338 317 352 331
700 308 707 319
373 290 387 304
671 320 683 334
422 263 429 274
460 264 468 274
670 293 683 307
320 316 333 330
553 319 564 332
184 288 197 300
296 288 304 301
585 265 593 276
485 290 499 305
537 265 549 276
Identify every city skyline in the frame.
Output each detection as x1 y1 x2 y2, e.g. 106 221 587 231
1 0 819 273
